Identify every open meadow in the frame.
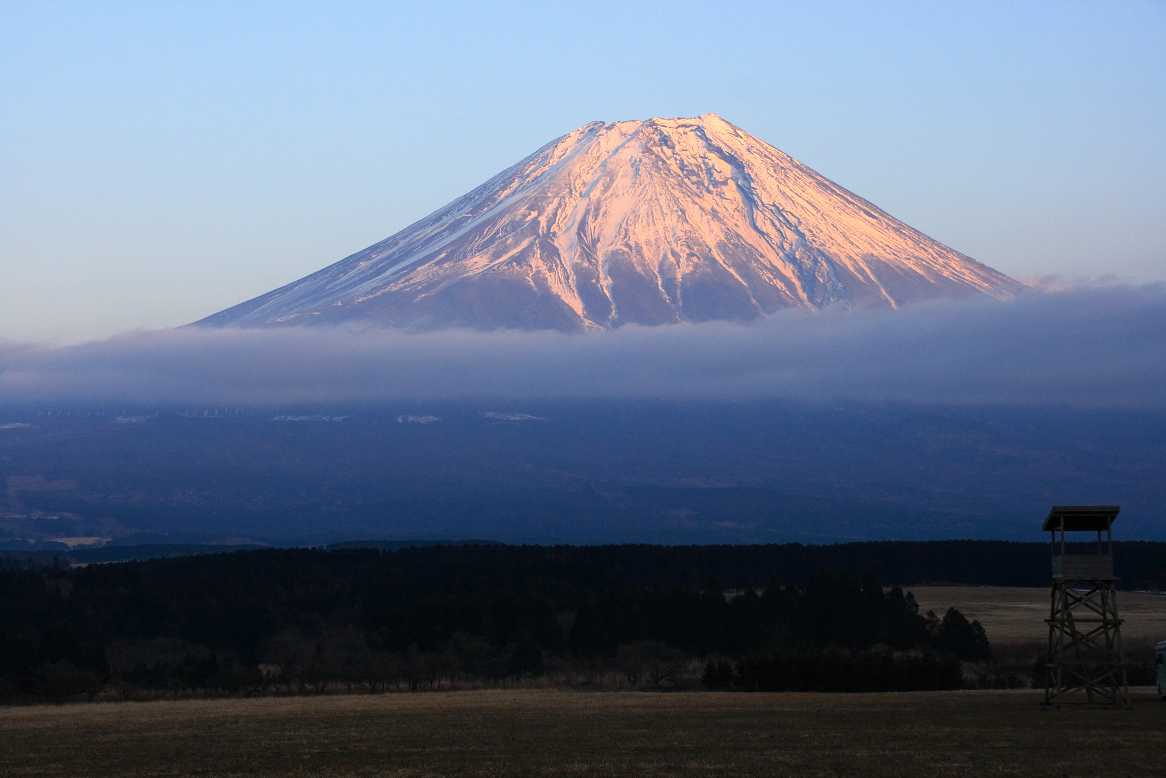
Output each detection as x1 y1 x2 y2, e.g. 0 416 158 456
2 688 1165 777
909 586 1166 647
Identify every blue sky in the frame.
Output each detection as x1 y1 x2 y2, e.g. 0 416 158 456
2 0 1163 342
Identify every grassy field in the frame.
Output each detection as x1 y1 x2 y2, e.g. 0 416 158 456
909 586 1166 644
2 689 1165 777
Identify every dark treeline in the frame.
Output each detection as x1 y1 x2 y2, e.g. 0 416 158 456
521 541 1166 591
47 539 1166 589
0 545 999 703
724 649 965 693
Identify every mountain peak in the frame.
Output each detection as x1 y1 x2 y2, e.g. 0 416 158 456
197 116 1024 331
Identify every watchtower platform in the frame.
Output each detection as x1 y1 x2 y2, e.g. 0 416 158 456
1043 505 1128 707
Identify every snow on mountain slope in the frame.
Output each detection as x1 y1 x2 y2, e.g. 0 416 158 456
197 114 1025 331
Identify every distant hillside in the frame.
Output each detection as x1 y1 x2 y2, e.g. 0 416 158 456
2 401 1163 544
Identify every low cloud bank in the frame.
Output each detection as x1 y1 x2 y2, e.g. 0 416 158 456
1 285 1163 407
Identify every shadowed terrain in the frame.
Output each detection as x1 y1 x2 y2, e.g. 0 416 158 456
3 401 1164 545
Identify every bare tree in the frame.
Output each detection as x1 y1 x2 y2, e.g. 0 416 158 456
617 641 685 688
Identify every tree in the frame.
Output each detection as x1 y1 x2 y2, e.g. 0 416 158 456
700 659 736 690
933 607 990 661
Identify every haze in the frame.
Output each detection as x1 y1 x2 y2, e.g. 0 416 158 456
2 285 1162 408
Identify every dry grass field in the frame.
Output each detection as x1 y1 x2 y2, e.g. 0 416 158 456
2 689 1165 777
909 586 1166 646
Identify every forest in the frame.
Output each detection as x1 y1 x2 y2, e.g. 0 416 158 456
0 544 1007 702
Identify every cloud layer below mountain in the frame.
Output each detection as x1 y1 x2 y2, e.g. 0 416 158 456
1 285 1163 407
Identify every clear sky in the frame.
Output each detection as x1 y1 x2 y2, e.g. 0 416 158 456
1 0 1163 343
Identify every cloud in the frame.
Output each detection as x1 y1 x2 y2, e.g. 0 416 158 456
1 285 1163 407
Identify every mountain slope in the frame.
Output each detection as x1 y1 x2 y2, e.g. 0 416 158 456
198 114 1024 331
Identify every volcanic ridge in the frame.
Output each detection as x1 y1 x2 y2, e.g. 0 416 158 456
198 114 1024 331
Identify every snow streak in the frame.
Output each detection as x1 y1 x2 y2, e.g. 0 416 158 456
198 115 1024 331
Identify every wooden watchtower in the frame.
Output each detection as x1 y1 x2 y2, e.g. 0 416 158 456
1043 505 1128 707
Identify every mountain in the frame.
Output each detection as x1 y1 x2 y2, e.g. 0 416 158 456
197 114 1025 331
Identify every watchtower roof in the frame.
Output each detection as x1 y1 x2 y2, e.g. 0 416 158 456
1042 505 1120 532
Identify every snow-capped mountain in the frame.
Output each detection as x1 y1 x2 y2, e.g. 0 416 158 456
197 114 1024 331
